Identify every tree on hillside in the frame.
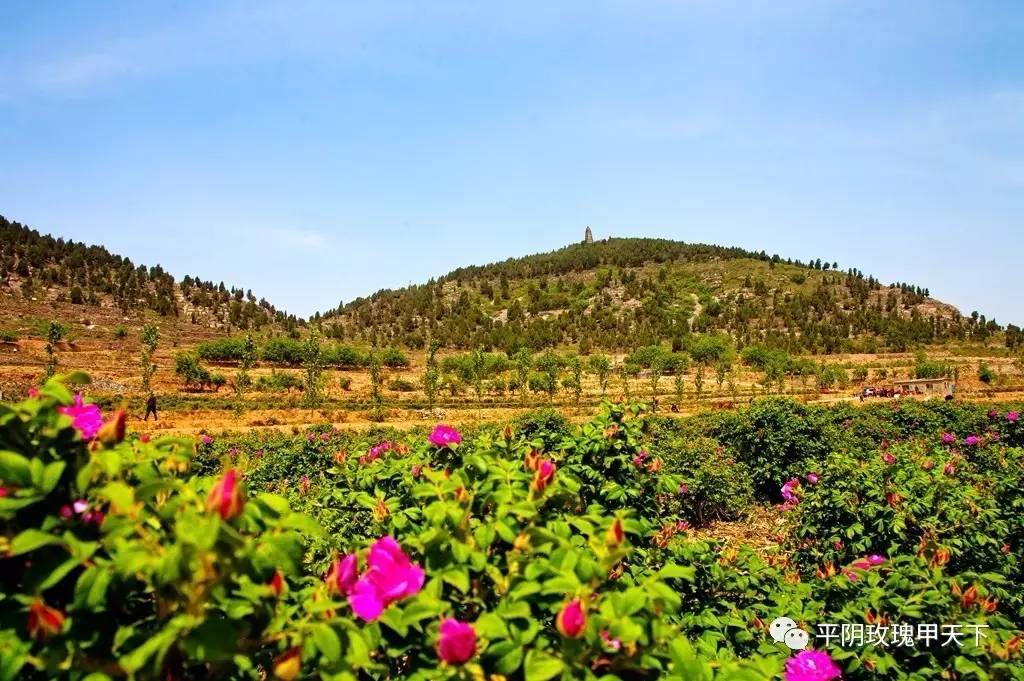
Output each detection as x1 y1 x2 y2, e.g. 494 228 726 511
368 348 385 421
587 354 612 395
513 349 532 406
44 321 65 379
301 329 324 408
648 353 667 405
741 344 791 395
174 352 211 390
140 324 159 393
565 355 584 407
618 363 640 399
234 333 257 396
688 334 732 400
535 351 563 403
714 358 732 392
423 340 441 410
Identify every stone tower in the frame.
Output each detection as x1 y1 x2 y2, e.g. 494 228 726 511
584 225 593 243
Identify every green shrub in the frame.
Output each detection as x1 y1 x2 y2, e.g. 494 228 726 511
387 378 416 392
322 344 364 368
379 346 409 368
255 370 303 392
660 436 755 524
3 381 1023 680
260 337 304 365
711 397 830 499
196 336 249 362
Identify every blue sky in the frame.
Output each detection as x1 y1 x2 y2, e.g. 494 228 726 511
1 1 1021 323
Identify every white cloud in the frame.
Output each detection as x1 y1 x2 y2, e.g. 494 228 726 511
29 53 134 91
265 227 328 249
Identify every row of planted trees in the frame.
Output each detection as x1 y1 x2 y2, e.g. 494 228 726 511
34 320 968 423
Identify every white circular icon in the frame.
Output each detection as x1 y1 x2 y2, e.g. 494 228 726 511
769 617 797 643
784 628 810 650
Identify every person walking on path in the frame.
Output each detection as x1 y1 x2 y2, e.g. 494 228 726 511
144 393 158 421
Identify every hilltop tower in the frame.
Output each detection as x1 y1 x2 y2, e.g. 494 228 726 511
584 225 593 243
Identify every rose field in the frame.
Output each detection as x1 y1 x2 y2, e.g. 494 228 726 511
1 375 1022 680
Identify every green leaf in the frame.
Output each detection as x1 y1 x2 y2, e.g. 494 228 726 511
492 642 524 675
442 568 470 594
38 556 81 591
659 563 696 581
475 612 508 640
312 623 342 663
10 529 63 556
99 481 134 512
119 622 181 673
182 619 238 662
524 649 564 681
40 461 66 494
0 451 32 487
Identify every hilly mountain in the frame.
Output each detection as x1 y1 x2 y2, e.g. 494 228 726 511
320 237 1005 354
0 215 301 337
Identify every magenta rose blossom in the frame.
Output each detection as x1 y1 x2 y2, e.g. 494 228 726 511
1008 411 1020 423
348 536 425 621
59 393 103 440
428 424 462 448
781 478 801 505
785 649 842 681
941 432 956 444
963 435 979 446
806 472 819 485
436 618 476 664
325 553 359 596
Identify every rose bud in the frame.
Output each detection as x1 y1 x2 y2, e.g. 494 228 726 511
437 618 477 665
606 518 625 548
556 598 587 638
206 469 245 520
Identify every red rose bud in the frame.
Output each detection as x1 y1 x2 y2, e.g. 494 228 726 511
556 598 587 638
532 459 556 491
27 600 64 640
97 409 127 446
269 570 286 598
206 469 245 520
273 648 302 681
606 518 624 547
437 618 477 665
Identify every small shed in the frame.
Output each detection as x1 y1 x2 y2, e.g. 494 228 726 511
892 377 955 396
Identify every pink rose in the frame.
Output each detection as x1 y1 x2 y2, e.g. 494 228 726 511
347 537 425 621
785 649 841 681
59 393 103 440
436 618 476 664
428 424 462 448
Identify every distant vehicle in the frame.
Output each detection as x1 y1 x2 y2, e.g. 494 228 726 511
861 386 896 399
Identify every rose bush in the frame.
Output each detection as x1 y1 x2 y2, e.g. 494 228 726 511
1 379 1022 680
